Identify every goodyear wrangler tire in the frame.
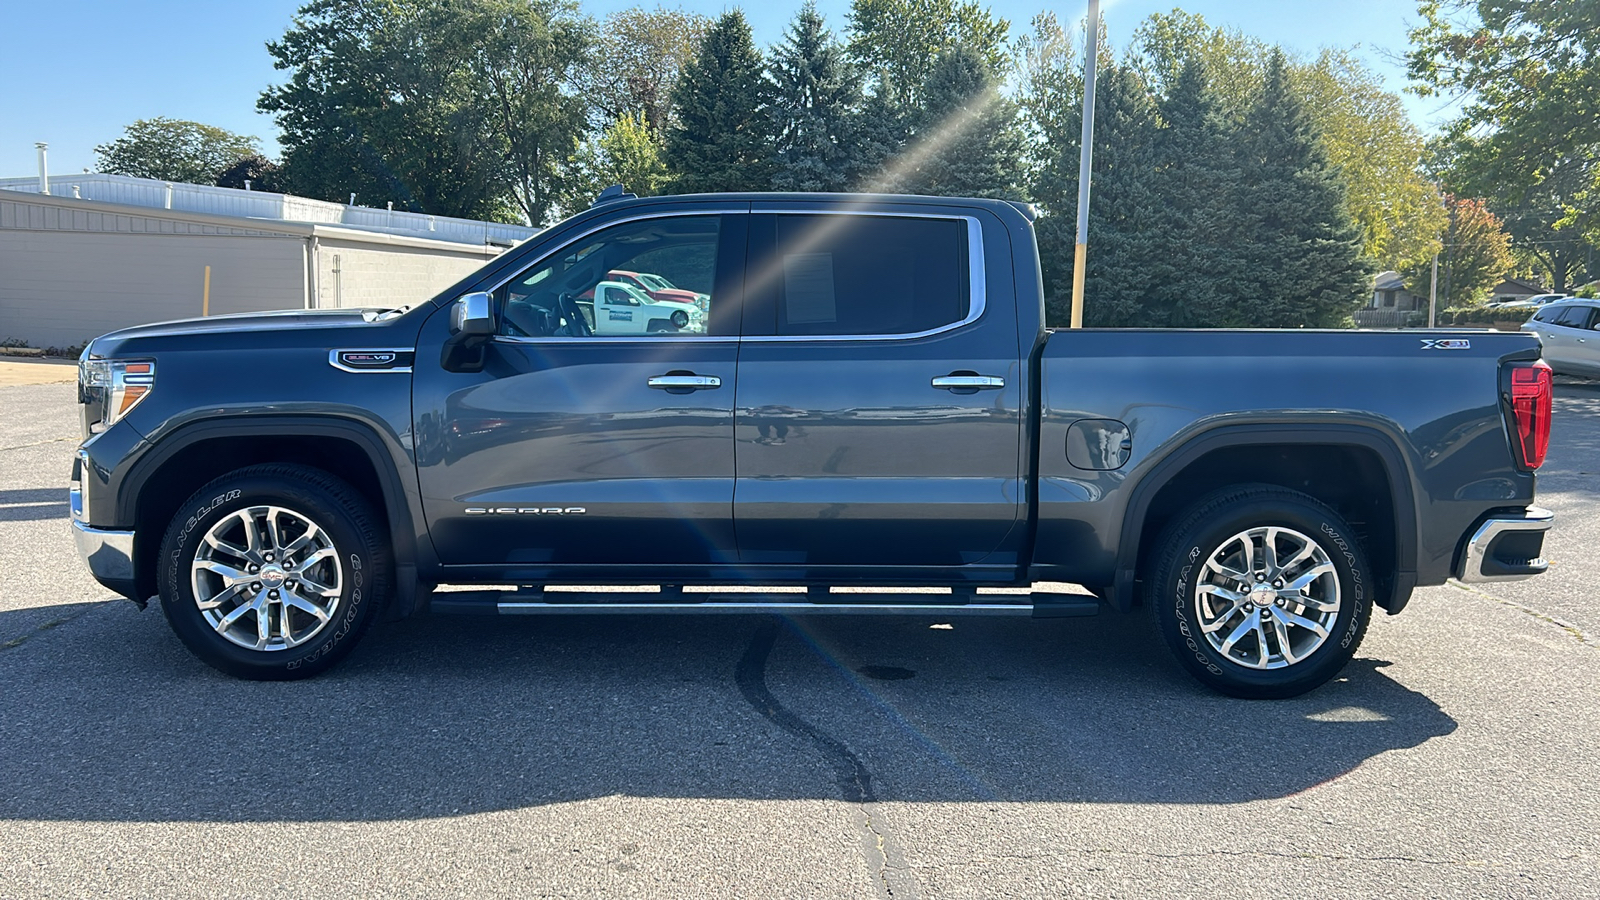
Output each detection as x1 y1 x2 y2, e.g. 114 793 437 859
1148 485 1371 699
156 464 391 680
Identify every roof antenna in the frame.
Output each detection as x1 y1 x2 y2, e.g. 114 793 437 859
592 184 636 207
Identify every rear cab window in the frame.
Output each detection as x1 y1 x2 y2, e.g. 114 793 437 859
741 214 973 337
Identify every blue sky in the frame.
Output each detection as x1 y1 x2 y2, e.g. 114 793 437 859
0 0 1454 178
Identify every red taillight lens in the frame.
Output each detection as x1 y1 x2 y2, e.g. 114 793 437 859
1508 361 1553 469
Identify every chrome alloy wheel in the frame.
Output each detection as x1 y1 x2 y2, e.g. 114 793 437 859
190 505 344 651
1192 526 1341 670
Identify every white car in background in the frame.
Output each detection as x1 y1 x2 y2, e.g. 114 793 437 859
1494 293 1568 310
1523 299 1600 377
589 280 706 335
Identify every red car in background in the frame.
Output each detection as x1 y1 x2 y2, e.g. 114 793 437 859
589 270 707 309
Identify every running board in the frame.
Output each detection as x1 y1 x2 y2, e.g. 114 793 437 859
428 590 1099 619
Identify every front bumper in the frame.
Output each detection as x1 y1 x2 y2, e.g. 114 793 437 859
1457 507 1554 583
70 483 138 599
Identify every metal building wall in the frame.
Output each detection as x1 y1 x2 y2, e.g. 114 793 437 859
314 237 497 309
0 194 308 349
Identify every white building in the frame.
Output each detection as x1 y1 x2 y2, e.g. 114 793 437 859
0 174 538 350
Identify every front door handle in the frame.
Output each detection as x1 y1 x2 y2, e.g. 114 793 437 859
931 374 1005 391
648 373 722 391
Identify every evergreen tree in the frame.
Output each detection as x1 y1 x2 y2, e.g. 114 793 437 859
847 84 912 191
665 10 775 193
1232 52 1371 327
896 44 1024 200
768 3 864 193
1148 59 1245 327
1060 64 1167 328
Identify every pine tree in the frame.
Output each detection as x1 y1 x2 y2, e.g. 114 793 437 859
895 44 1024 200
1148 59 1246 327
1067 64 1168 327
1232 52 1371 327
664 10 774 193
768 3 864 193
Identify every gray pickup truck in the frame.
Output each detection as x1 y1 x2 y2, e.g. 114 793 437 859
70 191 1555 697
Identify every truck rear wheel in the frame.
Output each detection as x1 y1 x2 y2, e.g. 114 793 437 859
1148 485 1371 699
156 464 391 680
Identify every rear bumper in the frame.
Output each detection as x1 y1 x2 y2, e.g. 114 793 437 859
71 517 138 599
1457 507 1554 583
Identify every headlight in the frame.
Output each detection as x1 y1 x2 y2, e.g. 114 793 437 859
79 354 155 433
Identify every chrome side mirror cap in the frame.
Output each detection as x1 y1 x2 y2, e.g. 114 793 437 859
451 292 495 336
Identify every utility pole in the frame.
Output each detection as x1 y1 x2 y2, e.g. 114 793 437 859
1069 0 1101 329
1429 253 1439 328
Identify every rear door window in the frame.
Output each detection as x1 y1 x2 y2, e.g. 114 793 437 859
743 214 971 337
1553 306 1596 329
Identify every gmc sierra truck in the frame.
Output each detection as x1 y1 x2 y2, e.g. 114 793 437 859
70 190 1555 697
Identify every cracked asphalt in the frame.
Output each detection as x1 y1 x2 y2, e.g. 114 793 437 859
1 379 1597 899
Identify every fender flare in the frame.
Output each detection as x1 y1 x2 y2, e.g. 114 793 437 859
1111 423 1419 615
120 415 427 616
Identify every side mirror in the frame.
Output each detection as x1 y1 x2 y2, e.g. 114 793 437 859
451 292 495 336
442 292 494 372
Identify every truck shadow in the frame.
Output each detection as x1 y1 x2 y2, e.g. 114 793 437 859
0 600 1455 822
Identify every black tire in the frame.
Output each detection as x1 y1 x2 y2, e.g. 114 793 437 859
1147 484 1372 699
156 464 391 680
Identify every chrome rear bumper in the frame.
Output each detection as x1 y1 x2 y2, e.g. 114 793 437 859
1457 507 1554 583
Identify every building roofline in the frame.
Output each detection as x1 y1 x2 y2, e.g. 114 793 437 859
0 188 506 255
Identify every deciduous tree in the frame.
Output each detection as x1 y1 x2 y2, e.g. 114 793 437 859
94 118 260 185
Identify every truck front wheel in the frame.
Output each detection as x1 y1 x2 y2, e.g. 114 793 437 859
1148 485 1371 699
155 464 391 680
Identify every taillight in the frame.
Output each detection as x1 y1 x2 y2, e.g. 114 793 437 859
1507 361 1552 469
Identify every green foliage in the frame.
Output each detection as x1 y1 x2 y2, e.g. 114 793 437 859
1402 196 1513 309
664 10 775 193
846 0 1009 108
564 112 669 210
1072 63 1167 328
215 154 282 192
767 3 866 192
259 0 591 224
887 44 1023 199
577 6 710 133
1408 0 1600 290
1438 306 1535 327
1229 53 1372 328
94 118 260 185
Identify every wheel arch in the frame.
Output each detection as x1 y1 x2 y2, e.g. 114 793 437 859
1113 424 1419 616
121 416 422 611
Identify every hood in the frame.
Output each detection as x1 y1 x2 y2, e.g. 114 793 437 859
649 288 701 303
87 307 419 358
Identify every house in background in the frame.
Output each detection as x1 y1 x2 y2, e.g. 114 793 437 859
1490 277 1549 305
1369 270 1424 311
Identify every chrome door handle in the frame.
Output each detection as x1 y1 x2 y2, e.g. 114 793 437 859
931 375 1004 390
648 374 721 390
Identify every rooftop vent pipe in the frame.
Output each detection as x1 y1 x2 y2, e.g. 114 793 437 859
34 142 49 195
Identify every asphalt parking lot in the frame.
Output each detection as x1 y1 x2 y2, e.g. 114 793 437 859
1 373 1596 899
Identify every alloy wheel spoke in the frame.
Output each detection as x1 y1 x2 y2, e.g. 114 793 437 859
215 598 258 634
1279 609 1329 638
285 590 332 624
1206 559 1251 585
1287 563 1336 593
1270 615 1299 665
282 522 320 558
193 559 251 586
296 547 336 572
1261 528 1280 576
239 510 265 555
295 572 339 598
195 583 249 611
1220 611 1259 657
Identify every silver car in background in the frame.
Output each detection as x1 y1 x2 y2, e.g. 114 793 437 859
1523 299 1600 377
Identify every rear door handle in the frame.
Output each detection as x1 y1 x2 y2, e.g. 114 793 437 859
931 374 1005 391
648 373 721 391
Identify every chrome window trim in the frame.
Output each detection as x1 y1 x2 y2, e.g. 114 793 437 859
481 207 986 345
328 348 415 374
742 212 984 343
